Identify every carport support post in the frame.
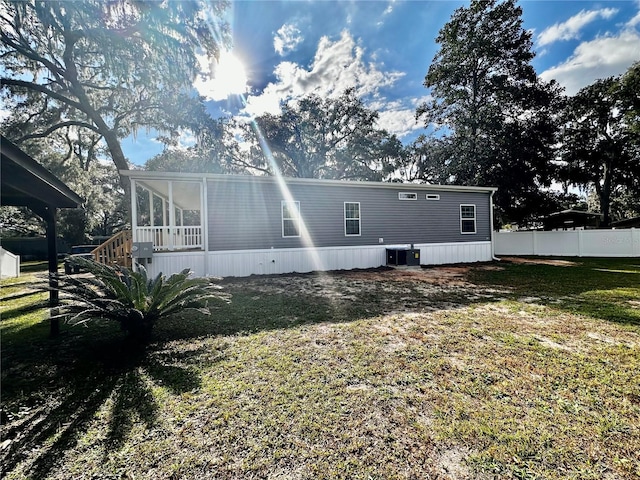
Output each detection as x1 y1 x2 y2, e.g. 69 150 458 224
44 205 60 337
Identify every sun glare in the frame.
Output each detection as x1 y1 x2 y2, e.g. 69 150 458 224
195 50 248 101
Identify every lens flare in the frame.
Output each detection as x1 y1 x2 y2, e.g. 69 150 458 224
249 119 327 274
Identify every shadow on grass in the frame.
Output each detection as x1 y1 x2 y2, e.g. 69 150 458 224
0 320 207 479
0 301 50 322
2 260 637 477
158 259 640 344
156 287 393 341
18 261 61 274
154 268 504 342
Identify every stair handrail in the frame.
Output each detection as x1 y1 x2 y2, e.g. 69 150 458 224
91 230 132 268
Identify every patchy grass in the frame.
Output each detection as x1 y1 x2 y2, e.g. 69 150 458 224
468 256 640 327
1 257 639 479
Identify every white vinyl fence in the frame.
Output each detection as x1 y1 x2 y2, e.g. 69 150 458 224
495 229 640 257
0 247 20 278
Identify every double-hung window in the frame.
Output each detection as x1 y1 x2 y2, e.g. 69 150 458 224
344 202 361 236
460 204 476 234
282 201 301 237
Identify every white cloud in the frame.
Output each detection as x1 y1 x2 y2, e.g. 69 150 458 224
377 107 420 138
274 23 304 56
382 1 395 18
628 12 640 28
369 96 432 139
540 30 640 95
627 2 640 29
537 8 618 47
242 30 405 118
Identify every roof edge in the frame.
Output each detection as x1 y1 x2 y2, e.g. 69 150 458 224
120 170 498 193
2 136 84 207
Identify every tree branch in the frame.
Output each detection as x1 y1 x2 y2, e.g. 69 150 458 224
16 121 101 143
1 78 85 112
0 31 66 80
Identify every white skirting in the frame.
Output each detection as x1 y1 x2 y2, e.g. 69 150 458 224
142 241 493 278
415 241 493 265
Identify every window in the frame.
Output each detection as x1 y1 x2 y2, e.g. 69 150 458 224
282 201 300 237
460 204 476 234
398 192 417 200
426 194 440 200
344 202 361 236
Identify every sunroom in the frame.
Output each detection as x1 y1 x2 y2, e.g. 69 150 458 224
130 177 205 252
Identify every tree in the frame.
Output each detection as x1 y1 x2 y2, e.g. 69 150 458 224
245 89 404 181
0 133 127 244
396 135 449 183
145 118 253 175
559 64 640 227
416 0 561 227
0 0 229 186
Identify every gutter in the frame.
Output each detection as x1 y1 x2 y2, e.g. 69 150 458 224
489 190 501 262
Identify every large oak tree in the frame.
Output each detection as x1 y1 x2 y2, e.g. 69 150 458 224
245 89 404 181
416 0 561 227
559 63 640 227
1 0 229 186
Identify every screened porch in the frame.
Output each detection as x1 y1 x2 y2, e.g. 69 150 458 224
131 178 205 252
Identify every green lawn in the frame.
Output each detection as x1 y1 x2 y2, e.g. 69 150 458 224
1 257 639 479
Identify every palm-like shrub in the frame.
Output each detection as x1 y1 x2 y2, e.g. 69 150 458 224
54 257 229 341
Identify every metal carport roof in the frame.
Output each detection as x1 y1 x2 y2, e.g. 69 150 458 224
2 135 83 211
1 135 84 336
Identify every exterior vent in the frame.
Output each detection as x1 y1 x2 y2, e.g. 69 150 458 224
398 192 417 201
426 194 440 200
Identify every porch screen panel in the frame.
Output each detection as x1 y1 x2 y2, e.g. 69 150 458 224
136 185 151 226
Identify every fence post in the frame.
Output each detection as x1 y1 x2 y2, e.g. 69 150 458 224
578 230 584 257
633 228 639 256
532 231 537 255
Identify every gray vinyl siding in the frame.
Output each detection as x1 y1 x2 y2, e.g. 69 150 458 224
207 179 492 251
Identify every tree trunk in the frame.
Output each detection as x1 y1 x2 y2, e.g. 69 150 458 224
600 159 612 228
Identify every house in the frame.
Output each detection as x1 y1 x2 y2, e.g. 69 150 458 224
611 216 640 229
120 171 497 278
542 209 603 231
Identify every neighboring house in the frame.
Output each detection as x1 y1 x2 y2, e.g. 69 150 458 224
120 171 497 278
611 216 640 229
542 209 603 231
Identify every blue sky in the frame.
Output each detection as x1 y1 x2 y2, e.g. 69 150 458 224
123 0 640 165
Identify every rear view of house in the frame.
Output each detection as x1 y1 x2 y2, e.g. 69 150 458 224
120 171 497 277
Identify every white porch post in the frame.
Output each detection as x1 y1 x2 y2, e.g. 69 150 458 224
130 179 138 272
202 178 209 276
149 189 154 228
168 181 175 251
131 179 138 243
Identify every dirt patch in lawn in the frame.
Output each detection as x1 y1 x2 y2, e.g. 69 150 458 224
344 264 504 286
224 265 512 316
345 266 472 285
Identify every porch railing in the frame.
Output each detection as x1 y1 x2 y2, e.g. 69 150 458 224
92 230 132 268
135 226 203 251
